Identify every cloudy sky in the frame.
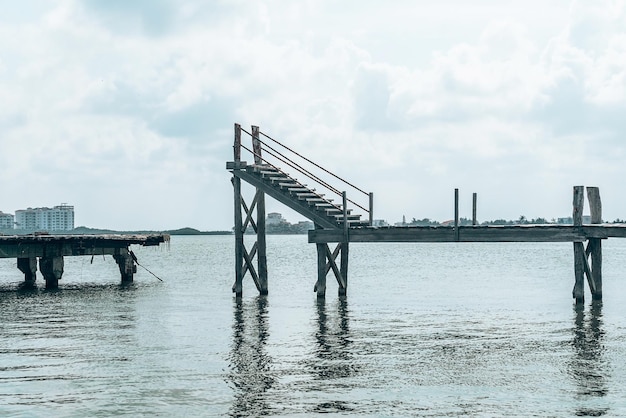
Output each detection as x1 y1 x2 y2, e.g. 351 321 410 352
1 0 625 230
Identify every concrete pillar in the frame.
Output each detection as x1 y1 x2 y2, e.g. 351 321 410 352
17 257 37 285
113 248 136 283
39 256 64 289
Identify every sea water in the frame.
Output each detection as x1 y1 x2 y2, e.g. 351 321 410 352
1 235 626 417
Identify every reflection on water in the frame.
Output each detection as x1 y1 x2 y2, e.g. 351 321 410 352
570 301 608 416
309 296 358 414
226 296 276 418
312 296 357 380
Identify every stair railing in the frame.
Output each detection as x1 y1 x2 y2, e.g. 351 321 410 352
235 124 373 225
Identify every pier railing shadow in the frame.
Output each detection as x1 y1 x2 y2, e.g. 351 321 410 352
569 300 609 416
226 296 276 418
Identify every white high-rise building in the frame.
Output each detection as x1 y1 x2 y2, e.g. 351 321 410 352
15 204 75 231
0 211 14 229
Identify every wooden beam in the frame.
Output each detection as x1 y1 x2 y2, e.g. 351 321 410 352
257 189 268 295
472 192 477 226
572 186 585 303
241 192 259 233
573 241 585 303
587 186 602 300
339 242 349 296
369 192 374 226
324 244 346 290
232 169 339 229
234 123 241 161
454 188 459 241
308 225 588 243
252 125 262 164
233 175 244 297
315 242 327 298
573 185 584 227
242 243 261 292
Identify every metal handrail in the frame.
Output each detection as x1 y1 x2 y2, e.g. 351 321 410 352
259 131 369 196
237 126 372 221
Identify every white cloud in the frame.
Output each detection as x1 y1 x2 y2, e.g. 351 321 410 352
2 0 626 229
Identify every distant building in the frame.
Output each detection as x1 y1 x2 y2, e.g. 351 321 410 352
15 204 74 231
266 212 287 226
0 211 14 229
372 219 389 227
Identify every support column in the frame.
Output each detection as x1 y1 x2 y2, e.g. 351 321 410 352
17 257 37 285
339 191 349 296
39 256 64 289
572 185 585 304
252 125 268 294
233 123 244 298
233 175 244 297
587 186 603 300
113 248 136 283
339 242 349 296
315 243 327 299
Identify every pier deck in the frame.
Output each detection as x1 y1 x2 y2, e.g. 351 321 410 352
308 224 626 243
227 123 621 304
0 234 169 288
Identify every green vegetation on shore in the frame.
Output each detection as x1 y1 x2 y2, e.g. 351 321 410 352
0 226 232 236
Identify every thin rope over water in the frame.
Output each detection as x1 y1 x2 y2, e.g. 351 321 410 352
130 250 163 282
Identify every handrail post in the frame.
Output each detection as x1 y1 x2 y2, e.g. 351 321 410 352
454 188 460 241
342 192 348 240
252 125 262 164
369 192 374 226
234 123 241 162
472 192 477 226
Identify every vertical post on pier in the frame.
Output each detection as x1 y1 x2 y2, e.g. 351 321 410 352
339 192 349 296
252 125 268 295
369 192 374 226
257 189 268 295
454 188 460 241
587 187 602 300
472 193 478 226
252 125 262 164
233 124 244 297
234 123 241 163
572 185 585 304
315 224 327 299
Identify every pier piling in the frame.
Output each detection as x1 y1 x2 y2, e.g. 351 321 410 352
40 256 64 289
113 248 136 283
17 257 37 285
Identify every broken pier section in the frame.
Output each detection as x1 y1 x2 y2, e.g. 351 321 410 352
0 234 169 288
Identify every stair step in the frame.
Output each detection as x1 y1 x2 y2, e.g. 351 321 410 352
261 173 289 180
312 202 336 208
294 192 325 197
269 177 295 184
249 164 277 173
333 214 362 221
304 197 333 203
324 208 352 215
278 182 307 188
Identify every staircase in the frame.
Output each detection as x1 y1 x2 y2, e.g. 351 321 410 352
227 161 370 230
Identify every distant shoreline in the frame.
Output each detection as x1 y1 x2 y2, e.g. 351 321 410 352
0 226 233 236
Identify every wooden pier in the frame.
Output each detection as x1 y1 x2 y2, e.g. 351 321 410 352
227 123 625 304
0 234 169 288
